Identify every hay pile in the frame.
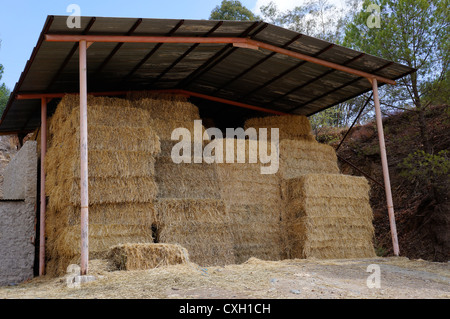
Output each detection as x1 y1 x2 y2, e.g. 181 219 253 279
282 174 376 259
44 95 161 276
108 243 189 270
278 139 340 179
245 115 315 141
244 115 339 179
215 138 283 263
133 94 235 266
244 114 375 259
155 199 235 265
132 96 218 199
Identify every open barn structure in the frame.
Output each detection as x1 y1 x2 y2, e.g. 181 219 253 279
0 16 415 279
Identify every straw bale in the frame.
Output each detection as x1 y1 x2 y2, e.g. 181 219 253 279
45 223 155 276
219 182 281 206
226 204 283 263
46 150 156 186
156 199 229 225
213 139 284 262
283 173 370 201
129 95 200 120
47 176 158 210
149 118 208 141
47 203 157 232
50 95 134 125
50 224 154 261
155 140 221 199
213 138 277 162
159 140 205 156
50 97 151 133
155 199 235 266
244 115 315 141
215 164 280 185
278 139 339 179
49 124 161 154
108 243 189 270
155 157 221 199
282 174 376 259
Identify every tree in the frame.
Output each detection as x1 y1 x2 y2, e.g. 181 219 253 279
260 1 365 130
0 53 11 116
210 0 260 21
260 0 346 41
343 0 449 153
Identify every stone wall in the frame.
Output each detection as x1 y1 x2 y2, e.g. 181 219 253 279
0 141 37 286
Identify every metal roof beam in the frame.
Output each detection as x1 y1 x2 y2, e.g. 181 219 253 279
212 34 303 95
15 89 287 116
152 21 223 84
238 43 335 101
268 53 366 106
45 34 396 85
123 19 185 81
94 18 143 75
46 17 96 92
177 22 267 89
288 61 394 113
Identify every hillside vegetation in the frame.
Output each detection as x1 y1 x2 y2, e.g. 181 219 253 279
318 105 450 262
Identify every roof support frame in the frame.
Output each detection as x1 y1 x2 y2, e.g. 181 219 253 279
46 17 96 92
123 19 185 82
268 53 366 106
178 22 268 89
288 62 394 113
370 77 400 257
151 21 224 84
237 43 335 102
44 34 396 85
15 89 288 115
211 34 303 95
79 40 89 275
39 97 47 276
94 18 143 75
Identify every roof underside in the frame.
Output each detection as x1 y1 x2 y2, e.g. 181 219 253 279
0 16 415 134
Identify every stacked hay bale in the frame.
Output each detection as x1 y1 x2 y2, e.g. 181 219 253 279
44 95 160 276
108 243 189 270
244 114 375 259
283 174 376 258
130 94 235 266
245 115 340 179
215 139 283 263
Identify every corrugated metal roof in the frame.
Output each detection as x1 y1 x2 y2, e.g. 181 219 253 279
0 16 415 134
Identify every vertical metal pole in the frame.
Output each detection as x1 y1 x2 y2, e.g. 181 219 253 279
39 97 47 276
79 40 89 274
370 78 400 256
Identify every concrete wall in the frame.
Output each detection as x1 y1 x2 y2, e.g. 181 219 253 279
3 141 37 200
0 135 20 198
0 141 37 286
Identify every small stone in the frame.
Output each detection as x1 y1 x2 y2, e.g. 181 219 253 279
270 278 278 284
290 289 301 294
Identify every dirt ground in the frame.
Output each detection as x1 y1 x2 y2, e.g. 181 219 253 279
0 256 448 299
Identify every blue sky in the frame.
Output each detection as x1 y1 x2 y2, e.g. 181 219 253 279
0 0 262 90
